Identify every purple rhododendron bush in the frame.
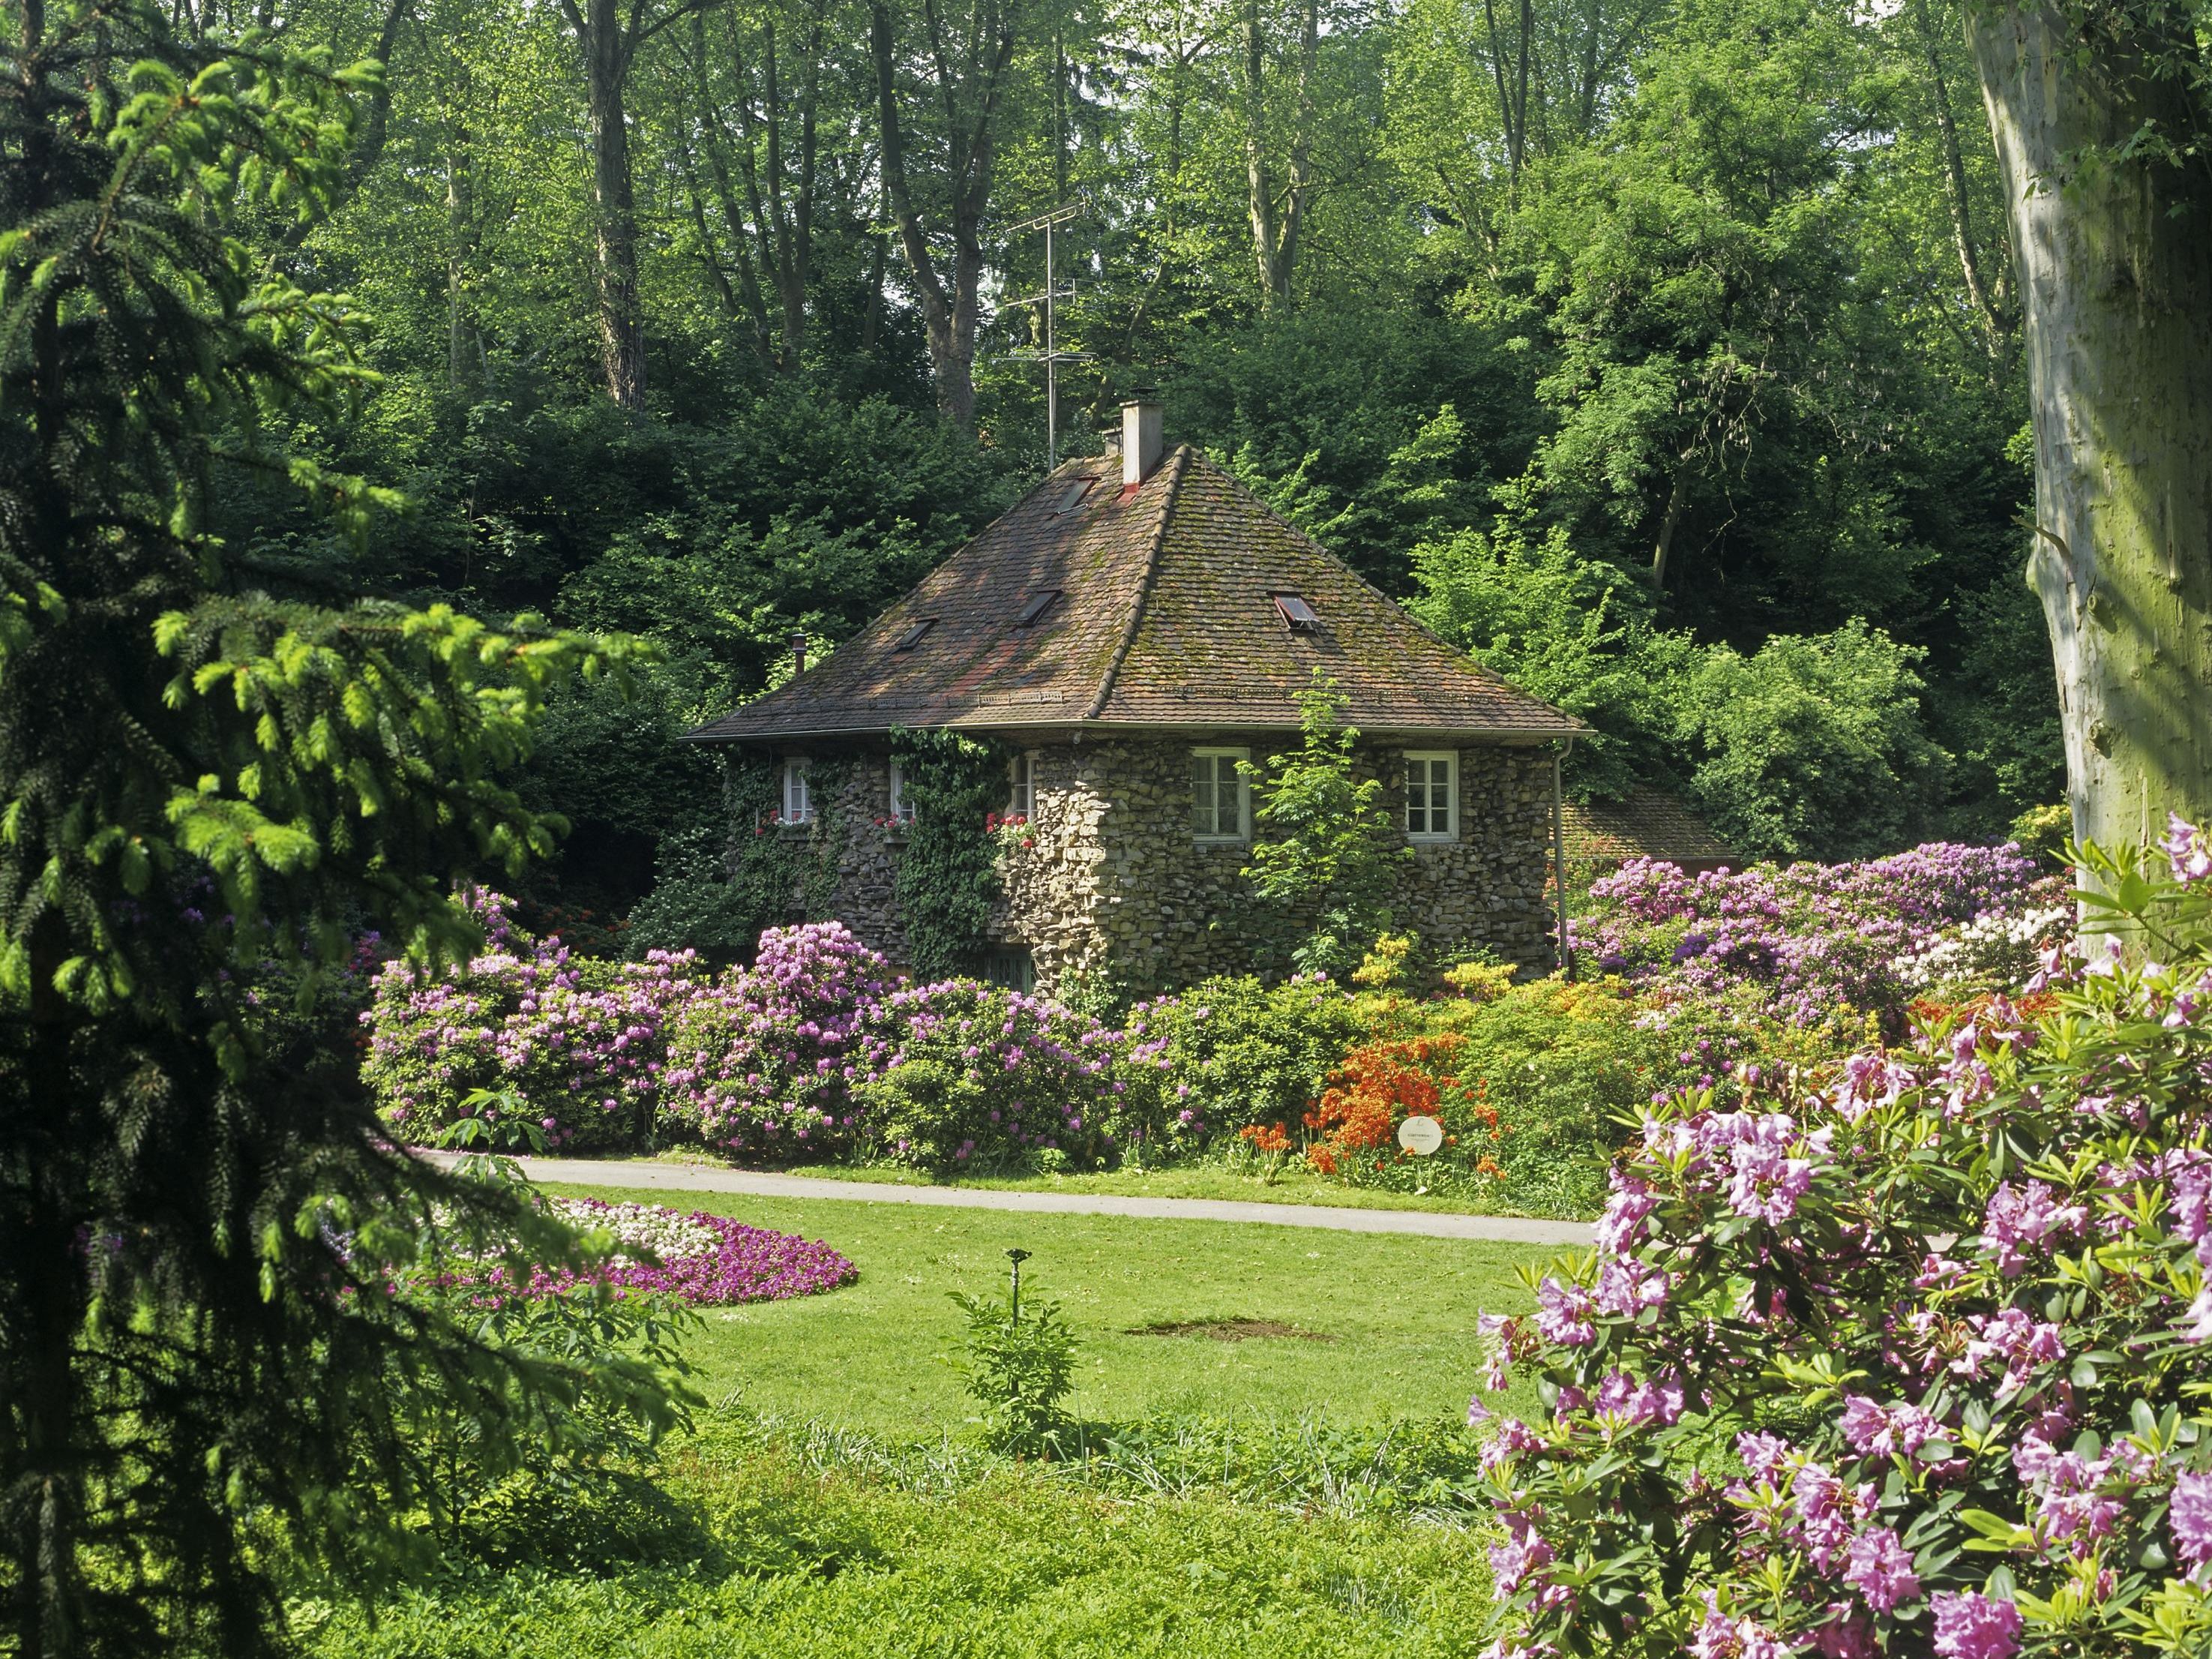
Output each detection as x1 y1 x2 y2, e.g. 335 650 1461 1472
364 904 1182 1172
1570 844 2071 1028
1472 823 2212 1659
362 889 705 1150
659 921 895 1158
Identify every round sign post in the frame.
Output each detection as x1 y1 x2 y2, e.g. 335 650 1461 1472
1396 1114 1444 1157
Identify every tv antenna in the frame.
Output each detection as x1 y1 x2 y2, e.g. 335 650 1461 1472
1005 204 1093 470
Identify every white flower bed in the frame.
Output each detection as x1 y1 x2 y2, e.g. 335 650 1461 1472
547 1196 718 1267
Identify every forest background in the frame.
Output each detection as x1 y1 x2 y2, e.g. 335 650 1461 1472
214 0 2050 930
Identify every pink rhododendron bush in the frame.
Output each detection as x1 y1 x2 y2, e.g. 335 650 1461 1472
1570 844 2072 1028
1473 824 2212 1659
361 890 703 1150
658 921 896 1157
365 904 1181 1172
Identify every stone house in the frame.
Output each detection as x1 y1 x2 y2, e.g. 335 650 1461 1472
685 399 1586 996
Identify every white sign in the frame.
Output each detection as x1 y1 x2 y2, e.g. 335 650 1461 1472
1396 1114 1445 1156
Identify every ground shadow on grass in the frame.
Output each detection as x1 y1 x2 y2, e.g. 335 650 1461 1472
445 1456 882 1584
1128 1318 1335 1342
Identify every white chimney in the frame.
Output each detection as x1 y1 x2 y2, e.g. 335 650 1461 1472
1122 398 1164 487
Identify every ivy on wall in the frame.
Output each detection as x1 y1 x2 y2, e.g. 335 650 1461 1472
627 752 844 962
890 727 1008 982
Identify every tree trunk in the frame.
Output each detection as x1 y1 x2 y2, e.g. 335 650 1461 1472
444 130 476 394
868 0 1012 427
1242 0 1317 308
1913 0 2007 361
1967 0 2212 854
580 0 647 408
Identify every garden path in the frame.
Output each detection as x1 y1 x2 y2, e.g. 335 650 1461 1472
469 1154 1596 1244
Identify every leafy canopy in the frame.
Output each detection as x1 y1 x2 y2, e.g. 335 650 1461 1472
0 8 678 1653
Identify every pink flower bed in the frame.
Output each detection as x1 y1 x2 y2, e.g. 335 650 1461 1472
549 1197 857 1304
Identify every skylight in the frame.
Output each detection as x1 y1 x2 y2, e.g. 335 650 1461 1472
1054 478 1097 515
1272 593 1320 632
1016 590 1061 627
893 618 937 652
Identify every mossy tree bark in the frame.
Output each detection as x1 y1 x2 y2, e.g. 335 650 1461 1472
1966 0 2212 855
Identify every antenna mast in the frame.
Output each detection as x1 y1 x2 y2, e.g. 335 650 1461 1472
1006 205 1092 470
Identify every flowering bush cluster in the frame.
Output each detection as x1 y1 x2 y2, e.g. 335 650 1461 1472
1302 1034 1498 1178
362 890 702 1150
1570 843 2070 1027
1469 824 2212 1659
1122 973 1365 1148
854 979 1174 1169
365 907 1179 1174
660 922 895 1157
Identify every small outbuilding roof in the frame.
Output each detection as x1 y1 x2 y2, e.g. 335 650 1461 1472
1561 786 1737 868
688 446 1583 746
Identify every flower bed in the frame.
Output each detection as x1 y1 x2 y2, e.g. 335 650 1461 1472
1466 824 2212 1659
544 1197 856 1304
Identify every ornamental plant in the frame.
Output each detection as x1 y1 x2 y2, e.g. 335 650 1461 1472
431 1196 858 1307
1470 821 2212 1659
1571 844 2069 1028
1124 972 1365 1144
853 979 1172 1172
362 890 702 1150
1304 1034 1486 1176
659 920 896 1156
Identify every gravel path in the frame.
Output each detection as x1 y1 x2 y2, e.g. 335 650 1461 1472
489 1154 1595 1246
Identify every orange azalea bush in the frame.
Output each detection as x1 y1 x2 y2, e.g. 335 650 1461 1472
1303 1035 1502 1177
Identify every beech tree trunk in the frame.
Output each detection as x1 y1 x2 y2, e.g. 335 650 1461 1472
868 0 1018 428
585 7 646 409
559 0 652 408
1967 1 2212 855
1242 0 1317 309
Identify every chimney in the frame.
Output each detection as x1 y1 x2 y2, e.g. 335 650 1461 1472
1121 396 1164 487
790 630 808 678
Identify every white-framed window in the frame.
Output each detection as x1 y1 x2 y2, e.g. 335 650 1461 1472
781 758 813 825
1404 751 1458 842
888 758 916 826
1191 748 1251 842
1009 752 1036 818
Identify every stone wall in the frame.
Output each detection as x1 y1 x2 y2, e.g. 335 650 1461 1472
731 734 1560 996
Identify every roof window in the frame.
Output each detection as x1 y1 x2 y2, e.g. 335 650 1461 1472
1272 593 1320 633
1054 478 1097 515
1015 590 1061 627
893 618 937 652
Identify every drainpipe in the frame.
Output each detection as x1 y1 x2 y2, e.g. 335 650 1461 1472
1551 741 1575 981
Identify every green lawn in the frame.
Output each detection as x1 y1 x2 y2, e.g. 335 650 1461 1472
303 1187 1551 1659
640 1150 1556 1218
592 1185 1550 1432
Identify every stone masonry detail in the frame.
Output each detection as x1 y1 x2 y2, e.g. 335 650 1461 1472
755 736 1558 998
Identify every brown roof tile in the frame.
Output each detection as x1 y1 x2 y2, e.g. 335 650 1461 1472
1562 786 1737 865
689 445 1583 744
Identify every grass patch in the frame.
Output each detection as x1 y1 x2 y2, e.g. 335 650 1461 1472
301 1188 1546 1658
631 1149 1570 1216
563 1185 1546 1433
301 1440 1498 1658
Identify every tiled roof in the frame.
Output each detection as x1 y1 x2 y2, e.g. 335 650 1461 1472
1562 786 1737 866
688 446 1584 744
